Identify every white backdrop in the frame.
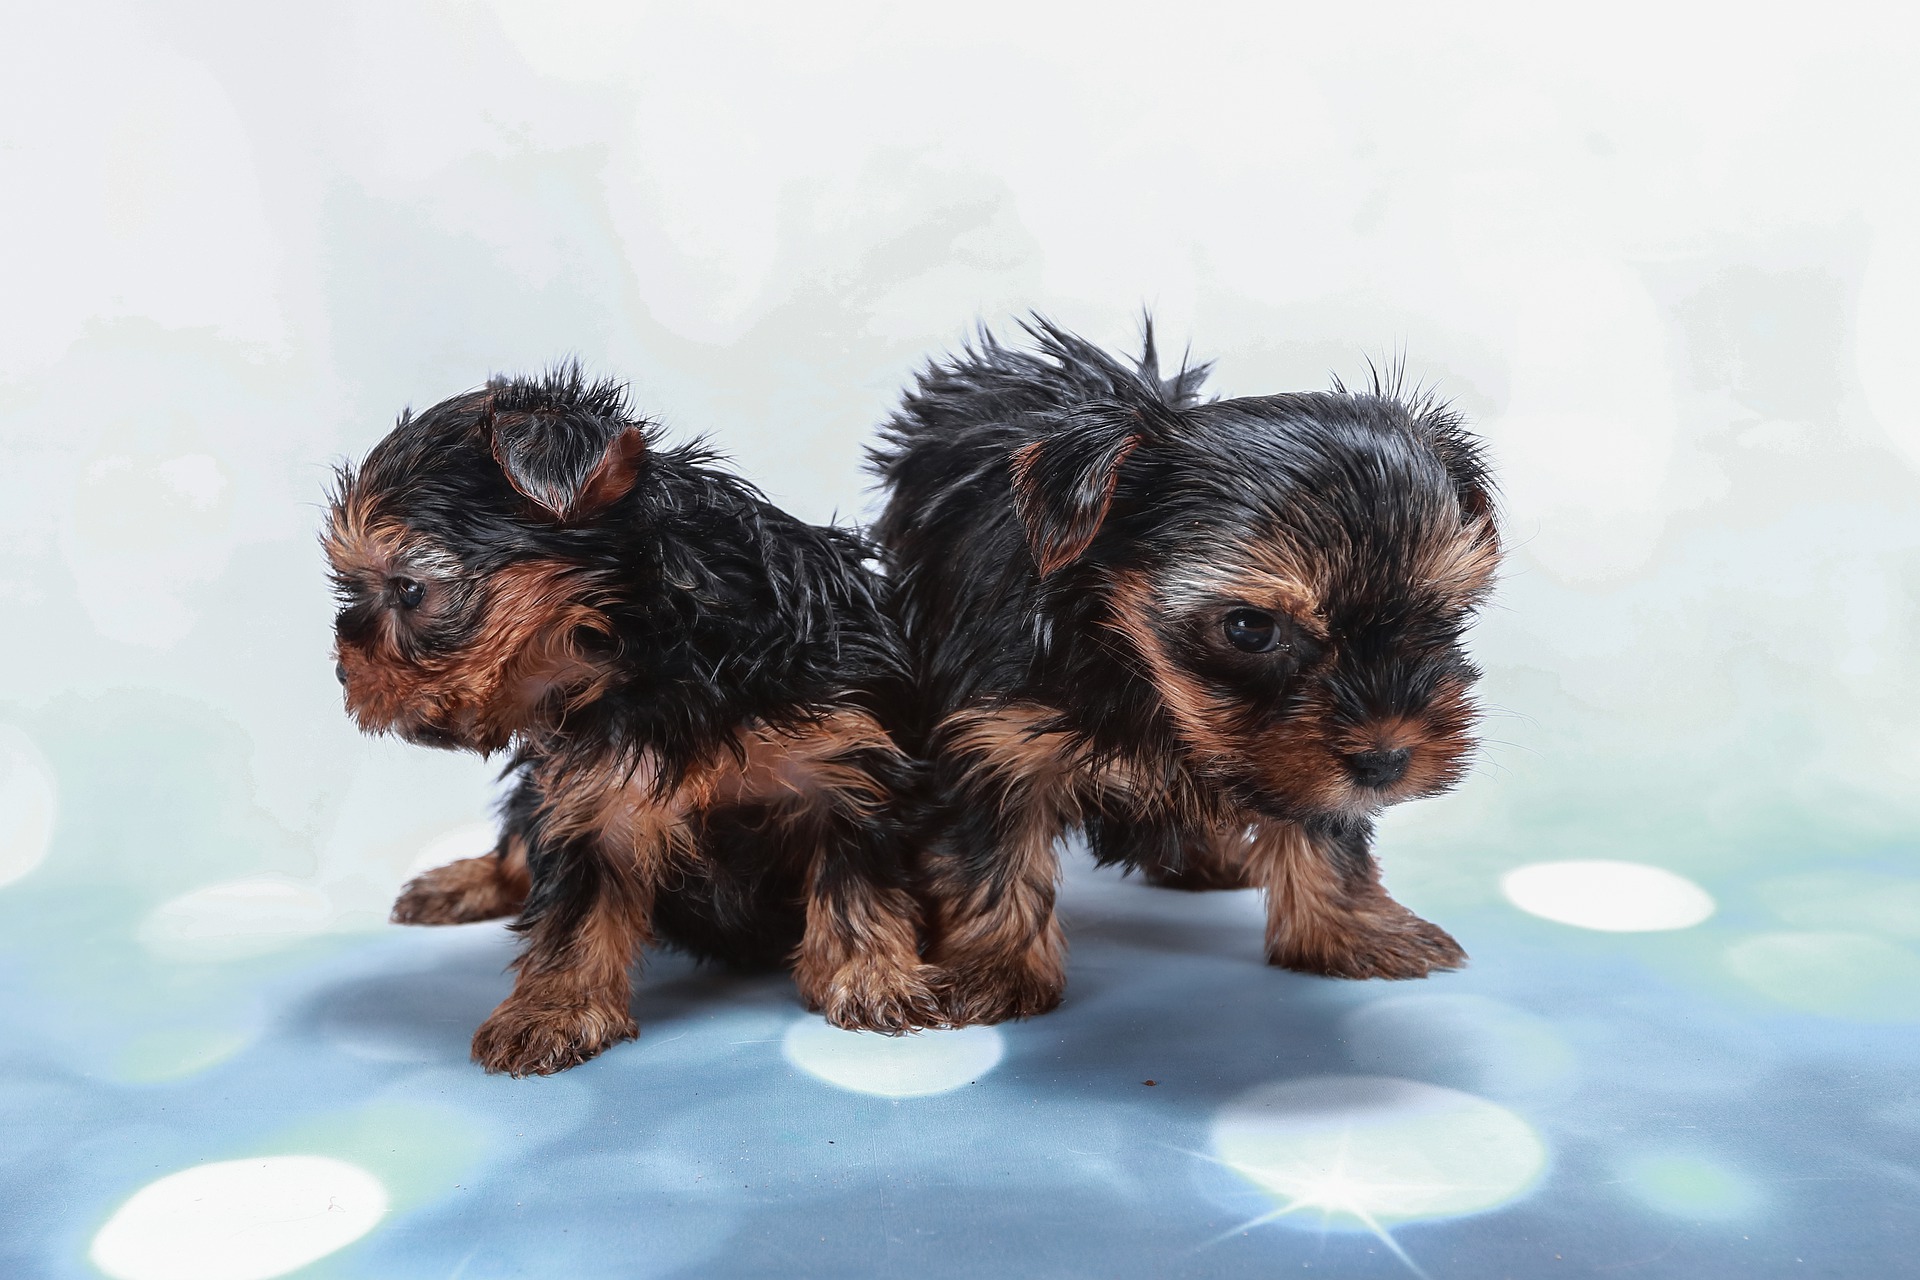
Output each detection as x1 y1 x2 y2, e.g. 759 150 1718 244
2 0 1917 935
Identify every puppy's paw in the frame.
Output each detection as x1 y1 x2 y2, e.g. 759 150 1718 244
803 961 945 1034
470 996 637 1077
392 855 523 926
929 961 1065 1027
1270 909 1467 981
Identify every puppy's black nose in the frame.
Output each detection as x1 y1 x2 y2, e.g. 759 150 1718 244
335 661 348 687
1347 748 1411 788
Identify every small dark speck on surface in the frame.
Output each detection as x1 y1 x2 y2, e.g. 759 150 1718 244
1143 1080 1157 1086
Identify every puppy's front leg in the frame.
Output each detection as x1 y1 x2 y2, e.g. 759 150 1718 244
1247 818 1465 979
920 753 1074 1024
771 717 940 1032
793 820 941 1034
471 837 651 1076
922 813 1067 1025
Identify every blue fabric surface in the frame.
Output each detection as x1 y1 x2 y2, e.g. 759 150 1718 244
4 838 1914 1279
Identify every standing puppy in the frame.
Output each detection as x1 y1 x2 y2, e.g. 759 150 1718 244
870 320 1500 1025
325 367 936 1075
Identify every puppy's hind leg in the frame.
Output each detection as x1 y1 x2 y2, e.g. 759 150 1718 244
922 808 1068 1025
393 775 539 925
1104 817 1257 892
391 831 532 925
1248 818 1465 980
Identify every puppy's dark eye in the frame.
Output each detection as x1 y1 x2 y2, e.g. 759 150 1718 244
1223 608 1284 653
390 577 425 609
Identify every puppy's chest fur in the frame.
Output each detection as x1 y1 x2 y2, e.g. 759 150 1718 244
532 709 895 868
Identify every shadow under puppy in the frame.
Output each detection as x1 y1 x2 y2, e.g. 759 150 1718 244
870 319 1500 1024
325 367 937 1075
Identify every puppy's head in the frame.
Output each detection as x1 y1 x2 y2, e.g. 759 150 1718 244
323 366 649 753
1016 384 1498 822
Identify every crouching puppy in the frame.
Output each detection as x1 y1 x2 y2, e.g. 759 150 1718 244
325 367 937 1075
870 319 1500 1024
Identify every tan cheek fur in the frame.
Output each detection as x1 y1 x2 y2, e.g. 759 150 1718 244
1104 542 1486 815
1416 520 1501 603
328 547 613 752
1102 570 1245 769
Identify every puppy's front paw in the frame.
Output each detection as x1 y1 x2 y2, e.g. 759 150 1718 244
802 961 944 1034
471 996 637 1076
1270 908 1467 980
392 855 524 926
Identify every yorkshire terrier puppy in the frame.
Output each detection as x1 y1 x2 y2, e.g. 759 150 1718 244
870 319 1500 1024
325 367 937 1075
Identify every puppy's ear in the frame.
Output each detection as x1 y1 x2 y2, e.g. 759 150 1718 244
1459 479 1496 530
1414 405 1497 536
1009 404 1144 577
488 408 647 523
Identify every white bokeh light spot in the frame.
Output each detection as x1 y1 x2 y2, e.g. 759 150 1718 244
1501 860 1714 932
90 1156 387 1280
138 876 335 961
1211 1075 1547 1232
782 1018 1004 1097
402 821 501 880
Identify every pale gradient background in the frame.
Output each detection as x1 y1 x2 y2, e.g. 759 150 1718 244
3 3 1919 1278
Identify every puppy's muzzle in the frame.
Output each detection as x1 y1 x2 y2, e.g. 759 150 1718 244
1345 747 1411 789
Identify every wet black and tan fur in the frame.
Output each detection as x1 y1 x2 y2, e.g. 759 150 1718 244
325 366 938 1075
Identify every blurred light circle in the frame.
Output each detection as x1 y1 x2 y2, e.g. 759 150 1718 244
1724 931 1920 1021
782 1019 1003 1097
402 821 500 880
0 726 56 889
1501 860 1714 932
1617 1152 1762 1221
138 877 335 961
1211 1075 1547 1229
1340 994 1578 1101
90 1156 387 1280
114 1024 255 1083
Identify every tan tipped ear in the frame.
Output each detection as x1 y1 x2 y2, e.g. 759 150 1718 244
491 414 648 523
1459 481 1492 524
570 426 648 519
1009 406 1143 577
